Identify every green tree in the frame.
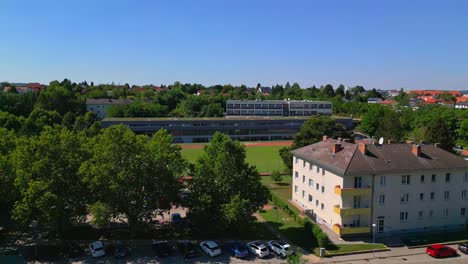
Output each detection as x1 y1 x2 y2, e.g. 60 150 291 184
188 132 269 231
88 202 112 228
81 126 185 228
335 84 345 97
0 128 18 212
321 84 335 97
358 104 386 137
270 170 282 184
374 110 403 141
280 116 351 170
11 127 89 234
22 108 62 135
425 118 455 151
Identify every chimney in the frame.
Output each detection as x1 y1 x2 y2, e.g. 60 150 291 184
358 143 367 155
388 139 395 144
412 144 421 157
332 143 342 154
434 143 441 148
322 135 328 141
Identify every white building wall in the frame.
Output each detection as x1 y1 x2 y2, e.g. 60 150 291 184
372 170 468 234
292 156 343 229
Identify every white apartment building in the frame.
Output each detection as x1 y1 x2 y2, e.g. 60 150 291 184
86 99 133 119
291 137 468 237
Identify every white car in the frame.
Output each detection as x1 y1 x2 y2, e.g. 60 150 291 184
89 241 106 257
246 241 270 258
267 240 294 258
200 241 222 257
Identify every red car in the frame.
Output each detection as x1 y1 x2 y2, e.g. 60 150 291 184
426 244 457 258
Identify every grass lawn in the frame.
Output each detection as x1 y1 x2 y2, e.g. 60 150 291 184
260 207 318 253
181 145 286 173
321 243 387 256
402 231 468 247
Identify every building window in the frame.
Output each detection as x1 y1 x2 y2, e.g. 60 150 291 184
445 173 451 182
401 175 410 185
429 210 434 217
420 175 425 183
380 175 386 186
444 191 450 200
308 195 313 203
316 200 319 206
430 192 435 200
309 163 313 171
302 175 305 183
321 186 325 193
400 193 409 203
295 171 298 179
309 179 313 188
400 212 408 221
418 211 423 219
316 183 319 190
303 160 306 168
316 166 319 173
465 172 468 182
461 208 466 216
443 208 448 217
321 203 324 210
294 185 298 193
379 194 385 205
322 168 325 176
295 157 298 164
462 190 467 200
419 193 424 201
431 174 436 183
302 190 305 198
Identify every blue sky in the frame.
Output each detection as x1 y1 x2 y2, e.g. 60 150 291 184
1 0 467 90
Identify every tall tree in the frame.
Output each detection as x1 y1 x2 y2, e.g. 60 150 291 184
81 126 185 228
321 84 335 97
11 127 89 234
188 132 269 231
374 110 403 141
425 118 455 151
335 84 345 97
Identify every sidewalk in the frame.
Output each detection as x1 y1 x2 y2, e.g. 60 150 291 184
317 245 419 263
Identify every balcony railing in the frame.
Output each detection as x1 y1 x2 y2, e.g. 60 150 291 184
333 205 371 216
334 185 371 196
333 224 370 236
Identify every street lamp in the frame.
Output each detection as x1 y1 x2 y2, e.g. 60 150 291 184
372 223 376 257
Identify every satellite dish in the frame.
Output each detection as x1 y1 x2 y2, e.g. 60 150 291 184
378 137 384 145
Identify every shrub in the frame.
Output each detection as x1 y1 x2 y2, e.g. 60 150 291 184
317 232 331 249
312 224 323 237
304 220 313 233
270 170 283 183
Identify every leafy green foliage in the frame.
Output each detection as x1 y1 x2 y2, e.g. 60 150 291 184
270 170 282 183
88 202 112 228
188 132 269 231
425 118 455 151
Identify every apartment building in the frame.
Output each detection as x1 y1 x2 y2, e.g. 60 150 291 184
86 99 133 119
226 100 332 117
291 137 468 237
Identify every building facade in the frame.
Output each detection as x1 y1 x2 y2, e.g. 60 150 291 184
291 138 468 237
226 100 332 117
86 99 133 119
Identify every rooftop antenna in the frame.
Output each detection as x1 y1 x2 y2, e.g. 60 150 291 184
378 137 384 145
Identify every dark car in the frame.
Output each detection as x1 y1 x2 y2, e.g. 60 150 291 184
177 240 197 258
223 241 248 258
152 241 171 257
426 244 457 258
113 242 129 258
459 242 468 254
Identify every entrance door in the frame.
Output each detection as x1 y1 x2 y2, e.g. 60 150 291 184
377 216 385 233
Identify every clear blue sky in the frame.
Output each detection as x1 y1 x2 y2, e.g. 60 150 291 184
1 0 467 90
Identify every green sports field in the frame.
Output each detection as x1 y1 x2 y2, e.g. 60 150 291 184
181 145 287 173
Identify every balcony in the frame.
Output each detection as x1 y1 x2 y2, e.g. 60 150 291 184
334 185 371 196
333 224 370 236
333 205 371 216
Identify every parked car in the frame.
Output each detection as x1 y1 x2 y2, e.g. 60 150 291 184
89 241 105 258
426 244 457 258
177 240 197 258
152 241 171 258
113 242 129 258
200 241 222 257
267 240 294 258
458 242 468 254
224 241 248 258
246 240 270 258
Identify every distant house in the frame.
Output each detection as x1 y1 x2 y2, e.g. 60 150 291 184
257 87 272 96
387 90 400 97
367 97 382 104
27 83 43 92
86 99 133 120
15 86 32 93
455 101 468 109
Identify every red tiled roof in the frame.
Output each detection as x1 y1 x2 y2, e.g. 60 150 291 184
379 100 395 105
